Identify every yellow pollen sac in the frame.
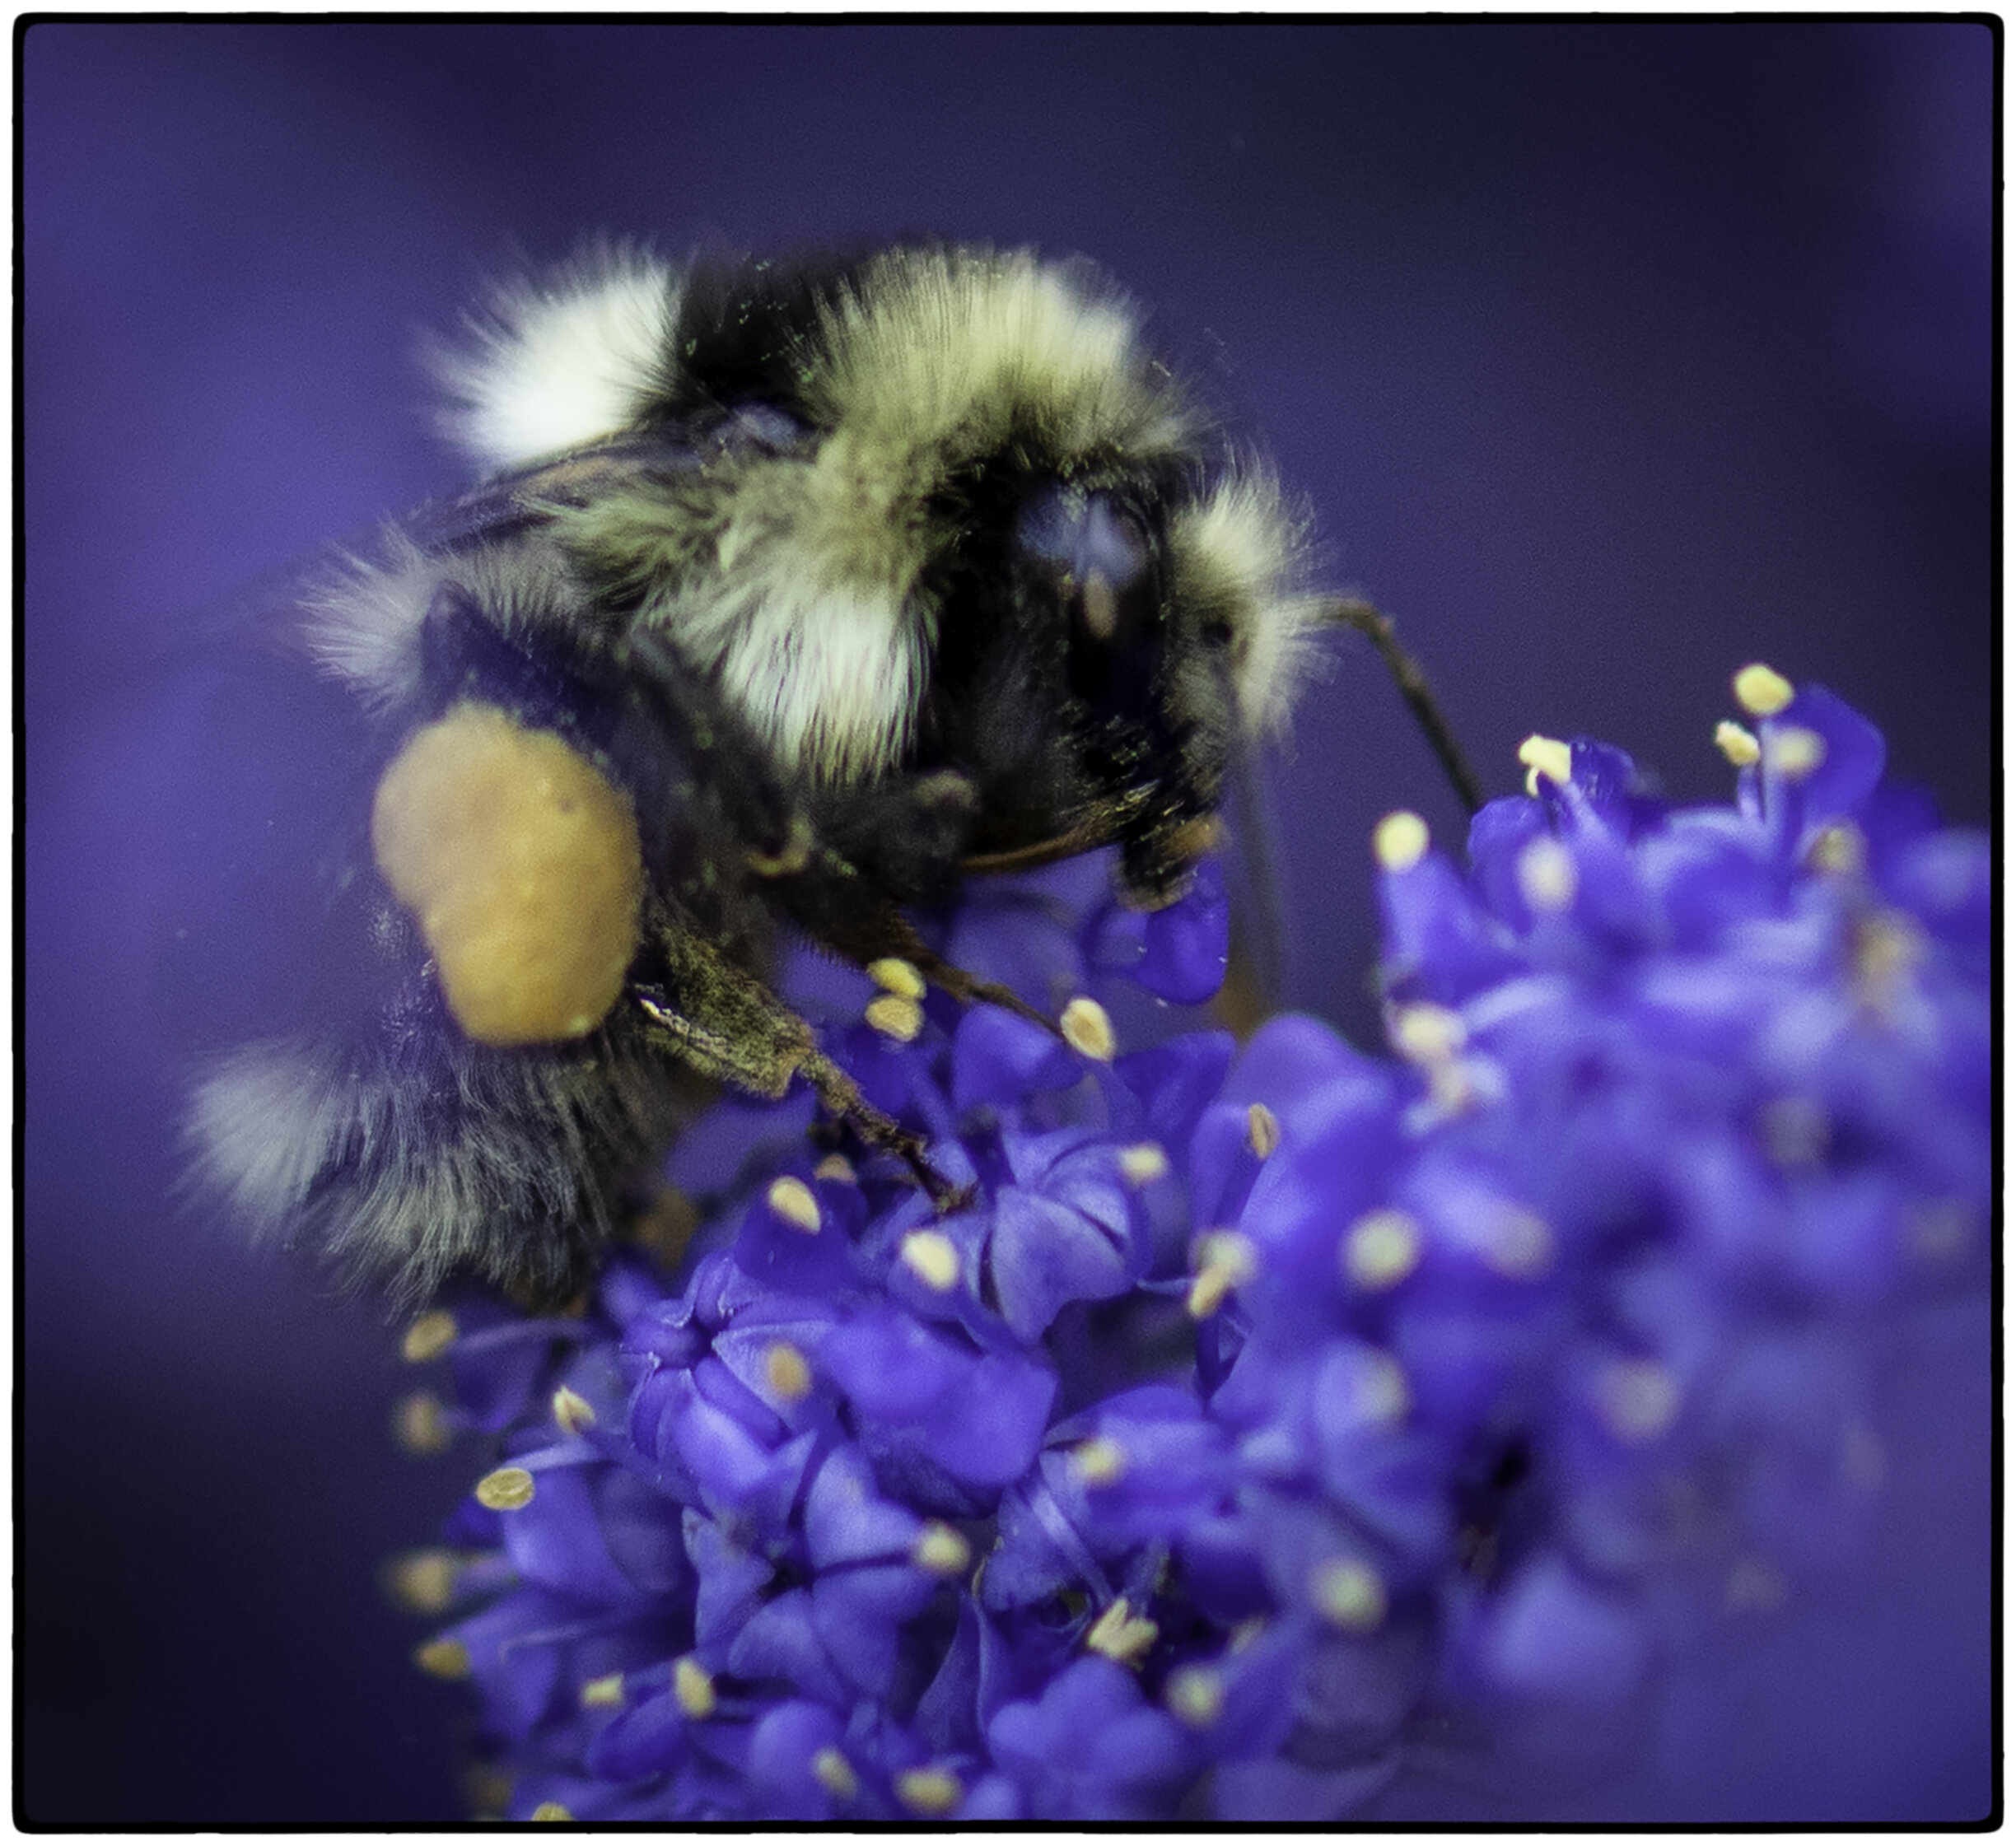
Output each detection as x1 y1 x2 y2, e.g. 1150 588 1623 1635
1309 1557 1387 1633
1085 1597 1160 1667
1595 1357 1682 1443
866 956 926 1000
896 1767 963 1816
394 1390 453 1457
1850 911 1925 1014
1807 821 1867 876
1246 1102 1281 1159
1515 836 1578 914
1389 1002 1465 1065
529 1801 575 1823
674 1655 717 1719
474 1466 537 1512
812 1746 859 1801
900 1228 963 1292
383 1549 461 1616
371 704 645 1045
912 1521 973 1576
864 992 924 1042
1118 1142 1170 1186
579 1672 626 1708
552 1386 597 1436
1715 719 1762 767
1373 809 1430 872
413 1637 471 1680
1908 1198 1972 1264
1166 1664 1226 1728
1073 1435 1129 1487
1359 1351 1412 1425
767 1175 822 1233
1765 724 1826 781
1343 1208 1422 1290
763 1340 814 1402
1733 661 1795 717
400 1309 458 1364
1061 995 1117 1061
1517 734 1573 795
1187 1229 1258 1319
1482 1204 1554 1278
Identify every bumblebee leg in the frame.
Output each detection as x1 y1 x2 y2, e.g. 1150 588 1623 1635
634 930 969 1210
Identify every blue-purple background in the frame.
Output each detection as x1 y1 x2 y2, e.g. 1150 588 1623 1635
24 20 1995 1825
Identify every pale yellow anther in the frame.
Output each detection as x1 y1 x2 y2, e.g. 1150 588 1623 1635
674 1655 716 1720
579 1671 626 1708
1061 995 1117 1061
1515 836 1578 914
1246 1101 1281 1159
1595 1358 1682 1443
1309 1557 1387 1633
413 1637 471 1680
1072 1435 1129 1487
384 1549 460 1615
895 1767 963 1816
394 1391 453 1456
866 956 926 1000
1342 1208 1421 1290
1518 734 1573 795
1118 1142 1169 1186
529 1801 575 1822
812 1747 858 1801
1766 724 1826 781
1389 1002 1466 1065
1908 1198 1972 1263
912 1521 973 1577
1759 1094 1830 1168
1166 1664 1226 1728
1850 911 1925 1014
1482 1205 1554 1278
552 1385 597 1437
1227 1615 1267 1654
767 1174 822 1233
1085 1597 1160 1667
1734 662 1795 717
1715 720 1762 767
1807 821 1867 876
865 992 924 1042
401 1309 458 1364
1359 1351 1412 1424
1187 1229 1258 1319
812 1153 858 1185
900 1228 962 1292
1373 809 1430 872
763 1340 814 1402
475 1466 537 1512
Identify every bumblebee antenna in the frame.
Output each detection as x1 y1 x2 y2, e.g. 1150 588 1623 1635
1323 598 1486 815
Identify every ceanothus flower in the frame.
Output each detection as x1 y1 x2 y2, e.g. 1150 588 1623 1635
391 668 1988 1822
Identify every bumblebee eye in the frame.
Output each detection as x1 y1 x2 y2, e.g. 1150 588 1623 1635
1015 485 1161 716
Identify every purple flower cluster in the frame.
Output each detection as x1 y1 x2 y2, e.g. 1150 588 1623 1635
392 670 1990 1821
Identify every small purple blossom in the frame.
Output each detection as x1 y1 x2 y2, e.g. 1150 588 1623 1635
397 673 1989 1821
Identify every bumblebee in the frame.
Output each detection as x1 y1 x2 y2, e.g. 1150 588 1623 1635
169 242 1328 1303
